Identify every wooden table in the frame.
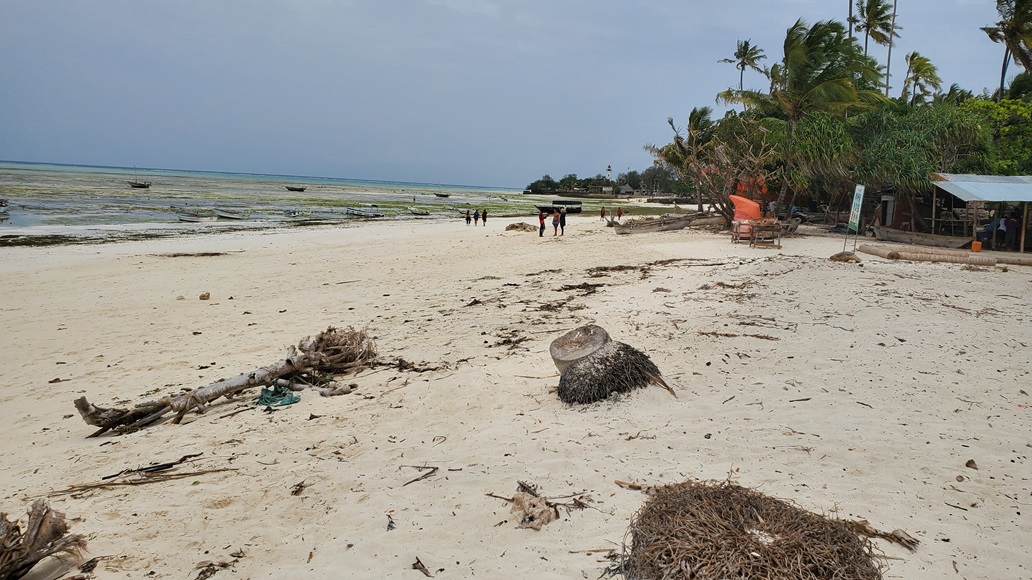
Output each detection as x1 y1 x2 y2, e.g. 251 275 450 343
750 222 782 248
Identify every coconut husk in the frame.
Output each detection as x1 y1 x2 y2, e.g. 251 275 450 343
624 480 888 580
556 341 667 404
0 500 87 580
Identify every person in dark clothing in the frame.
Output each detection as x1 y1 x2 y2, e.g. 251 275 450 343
559 207 567 235
465 210 472 225
482 209 487 226
539 211 547 237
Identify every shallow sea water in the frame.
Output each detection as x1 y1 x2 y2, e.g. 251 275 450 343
0 162 532 241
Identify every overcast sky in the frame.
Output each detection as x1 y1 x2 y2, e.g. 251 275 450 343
0 0 1008 188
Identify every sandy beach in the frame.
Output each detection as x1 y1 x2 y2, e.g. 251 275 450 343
1 215 1029 579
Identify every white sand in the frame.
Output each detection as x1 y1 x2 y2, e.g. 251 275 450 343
2 216 1030 579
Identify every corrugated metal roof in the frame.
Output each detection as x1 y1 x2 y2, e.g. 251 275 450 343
931 173 1032 203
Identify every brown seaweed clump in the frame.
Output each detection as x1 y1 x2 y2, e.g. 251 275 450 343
625 481 884 580
1 500 86 580
557 341 667 404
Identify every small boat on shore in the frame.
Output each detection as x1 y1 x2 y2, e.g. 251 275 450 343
128 180 152 189
285 186 307 192
408 207 430 216
178 213 218 223
345 207 385 218
873 225 970 249
433 192 450 198
613 213 721 235
215 208 249 220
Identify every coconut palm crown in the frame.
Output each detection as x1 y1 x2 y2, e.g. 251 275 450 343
719 39 767 91
982 0 1032 101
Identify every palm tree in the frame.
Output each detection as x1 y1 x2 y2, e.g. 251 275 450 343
884 0 899 96
719 40 767 91
900 51 942 106
646 107 716 211
854 0 900 57
932 84 974 106
719 19 883 207
982 0 1032 102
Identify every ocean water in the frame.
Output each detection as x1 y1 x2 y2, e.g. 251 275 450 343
0 161 528 239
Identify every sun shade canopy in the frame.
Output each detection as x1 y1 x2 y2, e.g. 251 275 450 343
932 174 1032 203
729 195 761 221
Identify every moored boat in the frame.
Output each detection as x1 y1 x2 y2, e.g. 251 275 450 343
408 206 430 216
285 186 307 192
433 192 451 198
873 225 970 249
178 213 218 223
345 207 385 218
215 208 249 220
128 180 151 188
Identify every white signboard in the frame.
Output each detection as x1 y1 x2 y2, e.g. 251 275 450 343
848 185 865 232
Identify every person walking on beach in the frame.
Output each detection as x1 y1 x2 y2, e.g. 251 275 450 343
559 207 567 236
617 207 623 221
481 209 487 226
539 210 547 237
473 209 480 225
600 206 606 221
465 210 471 225
552 208 561 236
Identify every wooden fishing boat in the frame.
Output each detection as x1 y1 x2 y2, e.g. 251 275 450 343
613 213 721 235
285 186 306 192
345 207 385 218
128 180 152 188
408 207 430 216
178 213 218 223
433 192 451 198
553 200 583 213
873 225 970 249
215 208 249 220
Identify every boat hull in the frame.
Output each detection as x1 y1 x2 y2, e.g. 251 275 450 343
873 226 970 249
178 213 218 223
215 209 248 220
613 214 720 235
345 207 385 218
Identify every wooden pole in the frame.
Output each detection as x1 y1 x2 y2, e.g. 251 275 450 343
931 188 937 234
1022 202 1028 254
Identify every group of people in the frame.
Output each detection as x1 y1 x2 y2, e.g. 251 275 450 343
540 207 567 236
979 210 1024 250
599 206 623 221
464 209 488 226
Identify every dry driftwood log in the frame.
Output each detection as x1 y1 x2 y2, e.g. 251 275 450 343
0 500 86 580
550 324 672 404
74 326 376 435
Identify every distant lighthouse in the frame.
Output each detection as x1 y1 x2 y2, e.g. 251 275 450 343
606 164 612 182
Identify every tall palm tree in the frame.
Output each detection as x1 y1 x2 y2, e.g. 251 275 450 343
848 1 855 40
719 40 767 91
900 51 942 106
854 0 900 57
647 107 716 211
884 0 899 96
982 0 1032 101
719 19 883 206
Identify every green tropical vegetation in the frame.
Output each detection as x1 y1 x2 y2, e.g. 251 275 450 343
525 1 1032 229
642 2 1032 223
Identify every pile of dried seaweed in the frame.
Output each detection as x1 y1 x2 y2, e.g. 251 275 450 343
625 480 887 580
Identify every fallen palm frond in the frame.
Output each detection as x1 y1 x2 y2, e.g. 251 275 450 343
623 480 916 579
0 500 86 580
74 326 376 435
50 454 233 497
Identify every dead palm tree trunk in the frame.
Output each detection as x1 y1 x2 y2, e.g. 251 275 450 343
999 45 1011 101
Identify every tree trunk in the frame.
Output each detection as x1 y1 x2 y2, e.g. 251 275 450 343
999 44 1011 101
848 0 854 40
885 0 898 97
